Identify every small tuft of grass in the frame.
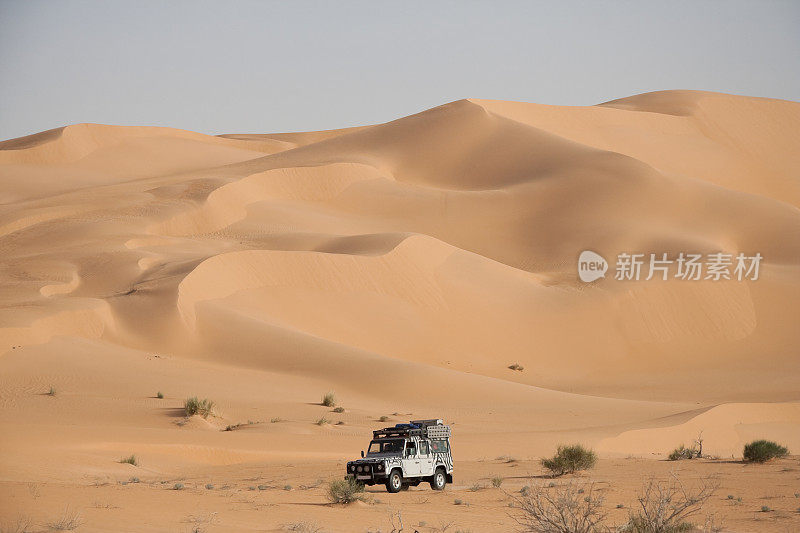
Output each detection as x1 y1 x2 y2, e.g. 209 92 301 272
46 386 57 396
315 417 330 426
119 454 138 466
378 415 389 422
248 486 256 491
184 396 215 418
173 483 184 490
283 484 292 491
321 391 336 407
668 444 697 461
761 505 771 512
454 498 464 505
270 417 283 423
332 406 345 413
743 440 789 463
258 485 268 491
129 477 139 483
326 477 365 504
205 483 214 490
491 476 503 488
508 363 524 371
616 503 624 509
156 391 164 399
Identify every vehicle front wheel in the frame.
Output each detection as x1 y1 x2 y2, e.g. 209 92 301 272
386 470 403 493
430 468 446 490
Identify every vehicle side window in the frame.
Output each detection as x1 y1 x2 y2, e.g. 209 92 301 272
405 441 416 457
431 439 449 453
419 441 429 455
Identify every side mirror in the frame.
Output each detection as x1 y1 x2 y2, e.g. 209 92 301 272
361 450 365 458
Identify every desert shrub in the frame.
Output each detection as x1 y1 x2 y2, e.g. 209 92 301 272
541 444 597 476
47 506 81 530
760 505 771 512
668 445 697 461
508 363 524 371
315 417 330 425
510 481 606 533
46 386 57 396
205 483 214 490
333 406 345 413
622 474 717 533
322 391 336 407
173 483 184 490
284 484 292 491
119 454 138 466
270 417 282 423
326 477 365 503
184 396 214 418
378 415 389 422
258 484 268 490
743 440 788 463
491 476 503 488
156 391 164 399
454 498 464 505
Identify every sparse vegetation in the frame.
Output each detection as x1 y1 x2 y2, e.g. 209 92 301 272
454 498 464 505
541 444 597 476
668 444 697 461
258 484 268 490
119 454 138 466
173 483 184 490
743 440 788 463
46 386 56 396
270 417 283 423
491 476 503 488
283 522 323 533
46 506 82 531
184 396 215 418
283 484 292 491
205 483 214 490
510 481 605 533
378 415 390 422
508 363 524 371
156 391 164 399
760 505 771 512
622 473 718 533
333 406 345 413
326 477 365 503
321 391 336 407
315 417 330 425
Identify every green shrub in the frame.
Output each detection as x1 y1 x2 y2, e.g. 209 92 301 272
322 392 336 407
47 386 57 396
743 440 788 463
333 406 345 413
119 454 138 466
173 483 184 490
205 483 214 490
761 505 771 512
270 417 282 423
315 417 330 426
327 477 365 503
184 396 214 418
668 444 697 461
491 476 503 488
541 444 597 476
156 391 164 399
378 415 389 422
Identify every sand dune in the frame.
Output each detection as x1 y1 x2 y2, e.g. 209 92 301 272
1 90 799 531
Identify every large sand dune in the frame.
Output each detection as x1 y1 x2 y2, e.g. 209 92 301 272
1 90 799 531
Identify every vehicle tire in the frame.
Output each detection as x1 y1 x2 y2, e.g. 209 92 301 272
400 484 410 491
386 469 403 493
430 468 446 491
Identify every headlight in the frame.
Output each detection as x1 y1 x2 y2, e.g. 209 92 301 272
365 465 371 471
357 466 363 472
348 465 355 472
377 463 384 471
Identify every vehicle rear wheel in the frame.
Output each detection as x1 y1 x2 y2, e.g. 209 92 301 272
386 470 403 493
400 483 410 491
430 468 446 490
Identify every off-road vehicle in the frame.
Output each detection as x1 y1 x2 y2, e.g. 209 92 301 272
346 419 453 493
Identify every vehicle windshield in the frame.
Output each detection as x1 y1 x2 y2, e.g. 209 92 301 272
367 439 403 455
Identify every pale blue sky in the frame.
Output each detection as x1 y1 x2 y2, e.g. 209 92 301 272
1 0 798 140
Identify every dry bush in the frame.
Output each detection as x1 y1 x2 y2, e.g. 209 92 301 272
327 477 365 503
47 506 82 531
541 444 597 476
622 473 718 532
184 396 214 418
322 391 336 407
510 481 607 533
667 445 697 461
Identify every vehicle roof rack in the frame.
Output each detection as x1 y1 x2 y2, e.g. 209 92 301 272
372 419 450 439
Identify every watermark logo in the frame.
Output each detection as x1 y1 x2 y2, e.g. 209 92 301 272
578 250 608 282
577 251 762 282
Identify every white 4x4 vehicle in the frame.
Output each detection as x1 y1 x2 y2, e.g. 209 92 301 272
346 419 453 493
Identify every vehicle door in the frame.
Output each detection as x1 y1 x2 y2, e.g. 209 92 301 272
417 439 434 476
402 438 421 476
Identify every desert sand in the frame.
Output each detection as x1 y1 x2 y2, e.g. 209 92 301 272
0 90 799 532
